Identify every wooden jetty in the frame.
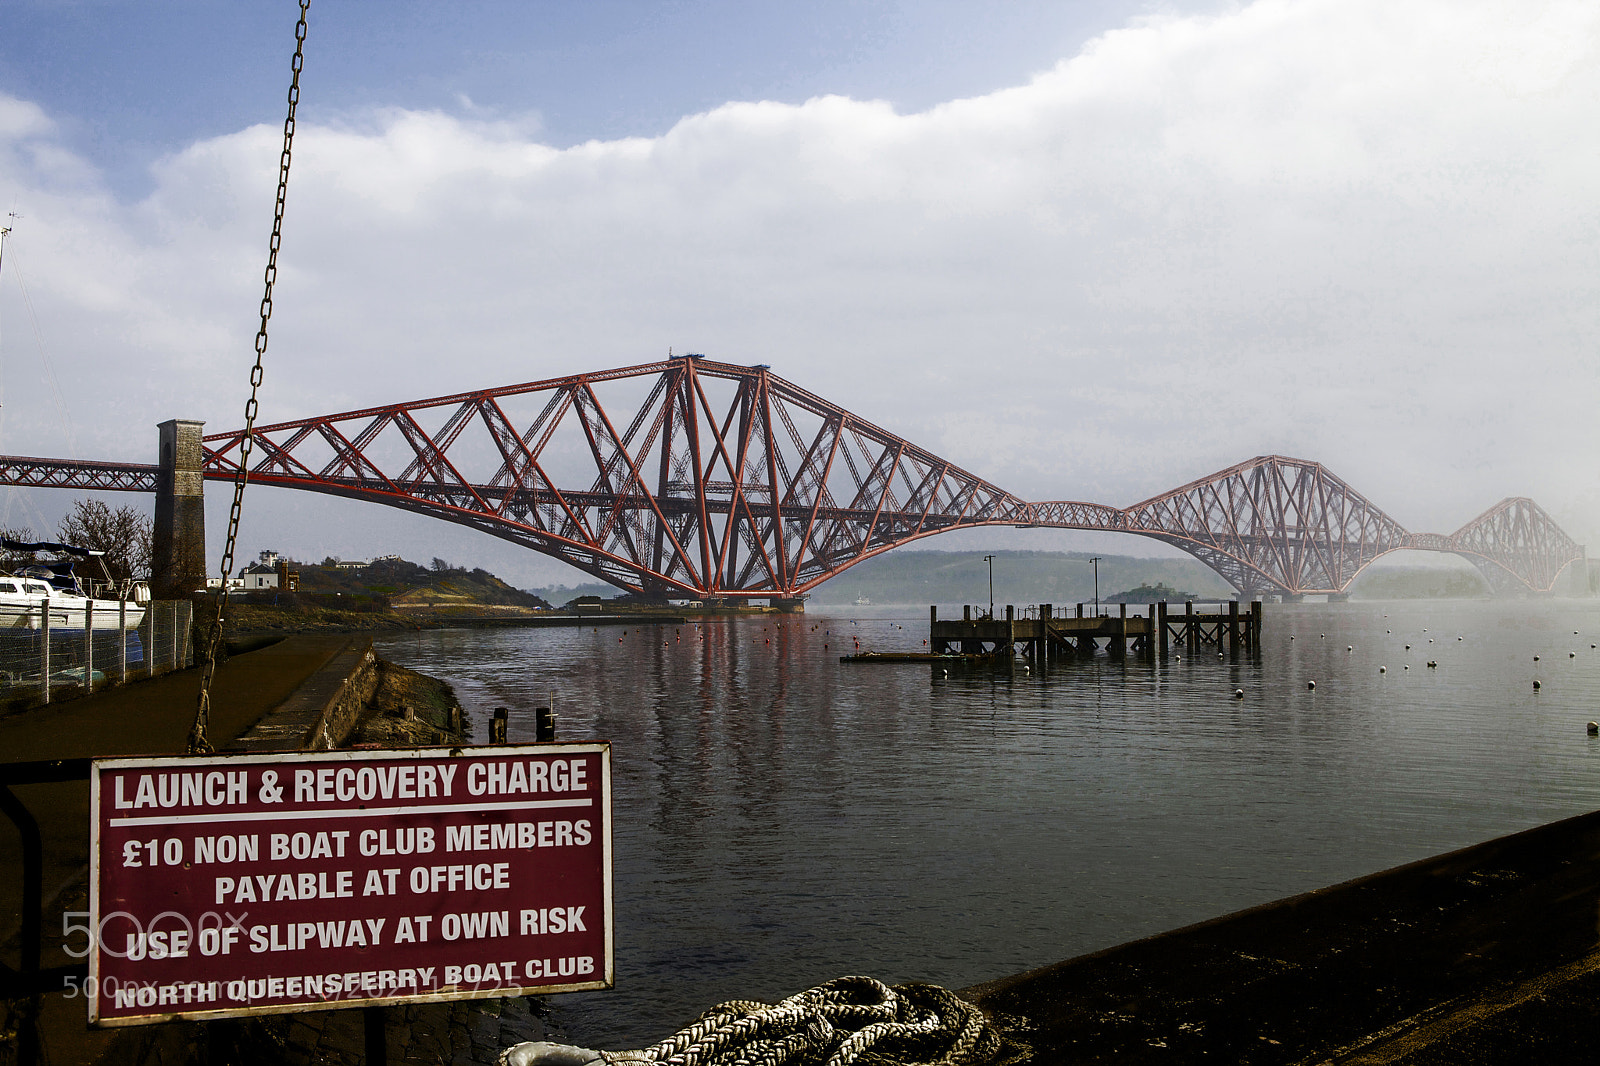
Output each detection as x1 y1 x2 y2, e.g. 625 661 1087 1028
929 600 1262 661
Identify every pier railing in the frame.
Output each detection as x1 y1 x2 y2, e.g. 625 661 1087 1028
0 600 194 706
929 600 1262 661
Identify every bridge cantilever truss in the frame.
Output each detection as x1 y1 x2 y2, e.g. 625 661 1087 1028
0 360 1583 598
205 358 1029 598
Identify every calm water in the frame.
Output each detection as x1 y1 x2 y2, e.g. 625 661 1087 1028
374 598 1600 1048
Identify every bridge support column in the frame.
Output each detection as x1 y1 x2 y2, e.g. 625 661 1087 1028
1328 592 1351 603
152 419 205 600
771 597 806 613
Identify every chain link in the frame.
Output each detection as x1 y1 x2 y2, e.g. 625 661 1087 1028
189 0 311 754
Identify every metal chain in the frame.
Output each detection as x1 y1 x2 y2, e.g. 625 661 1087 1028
189 0 311 754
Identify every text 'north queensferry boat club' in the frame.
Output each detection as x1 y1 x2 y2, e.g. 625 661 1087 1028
89 745 613 1026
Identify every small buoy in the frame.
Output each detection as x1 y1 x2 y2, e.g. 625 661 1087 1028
1233 688 1244 699
1404 665 1410 670
1307 680 1316 690
1347 645 1353 652
1320 633 1325 638
1571 652 1577 659
1428 639 1434 643
1427 660 1437 668
1379 666 1386 673
1588 722 1598 735
1405 645 1411 651
1457 636 1463 641
1533 680 1542 690
1534 655 1540 662
1290 635 1295 640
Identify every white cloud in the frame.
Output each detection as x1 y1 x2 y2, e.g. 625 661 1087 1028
0 0 1596 582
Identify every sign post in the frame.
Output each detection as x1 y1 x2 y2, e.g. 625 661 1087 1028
86 744 611 1026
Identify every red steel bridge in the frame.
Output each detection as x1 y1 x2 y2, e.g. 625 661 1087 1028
0 358 1584 600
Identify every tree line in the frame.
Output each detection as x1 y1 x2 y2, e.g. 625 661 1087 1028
1 499 153 582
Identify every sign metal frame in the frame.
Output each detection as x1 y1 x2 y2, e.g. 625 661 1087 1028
88 743 612 1026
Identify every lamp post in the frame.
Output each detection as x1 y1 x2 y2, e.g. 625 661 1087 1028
1090 556 1101 616
984 554 995 620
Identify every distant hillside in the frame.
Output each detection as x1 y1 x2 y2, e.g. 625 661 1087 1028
526 582 621 607
1348 567 1489 599
809 550 1235 607
294 557 552 611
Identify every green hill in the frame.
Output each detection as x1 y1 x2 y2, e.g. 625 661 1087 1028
809 550 1235 607
291 557 553 611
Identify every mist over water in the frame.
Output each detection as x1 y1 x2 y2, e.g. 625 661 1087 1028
375 599 1600 1049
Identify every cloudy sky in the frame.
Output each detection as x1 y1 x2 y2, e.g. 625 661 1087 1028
0 0 1595 588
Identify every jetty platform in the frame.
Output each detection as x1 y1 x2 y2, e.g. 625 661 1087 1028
931 600 1263 660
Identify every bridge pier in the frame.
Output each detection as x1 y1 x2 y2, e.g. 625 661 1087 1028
771 597 806 613
151 419 206 600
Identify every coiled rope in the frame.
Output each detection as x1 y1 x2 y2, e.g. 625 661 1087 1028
499 976 1030 1066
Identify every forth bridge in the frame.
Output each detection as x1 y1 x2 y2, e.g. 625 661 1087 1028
0 357 1584 602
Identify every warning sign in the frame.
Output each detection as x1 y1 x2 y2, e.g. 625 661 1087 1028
88 744 612 1025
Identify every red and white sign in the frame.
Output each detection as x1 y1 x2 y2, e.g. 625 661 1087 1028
88 744 611 1025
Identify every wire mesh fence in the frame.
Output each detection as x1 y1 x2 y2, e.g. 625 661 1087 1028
0 600 194 705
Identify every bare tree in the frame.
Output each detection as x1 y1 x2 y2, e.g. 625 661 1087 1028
56 500 153 581
0 526 39 571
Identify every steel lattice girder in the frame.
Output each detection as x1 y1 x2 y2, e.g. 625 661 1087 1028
1113 456 1413 596
1444 497 1583 594
0 380 1584 598
0 455 157 492
200 359 1029 598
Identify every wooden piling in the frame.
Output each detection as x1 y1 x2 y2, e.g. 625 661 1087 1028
1251 600 1263 650
1228 600 1240 656
84 600 94 692
119 597 128 684
39 597 51 705
1158 601 1170 657
1186 601 1196 655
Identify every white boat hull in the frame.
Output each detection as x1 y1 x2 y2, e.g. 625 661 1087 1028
0 597 147 633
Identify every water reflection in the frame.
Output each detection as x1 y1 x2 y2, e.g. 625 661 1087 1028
376 600 1600 1048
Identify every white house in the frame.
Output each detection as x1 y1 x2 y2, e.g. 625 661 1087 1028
240 549 281 589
